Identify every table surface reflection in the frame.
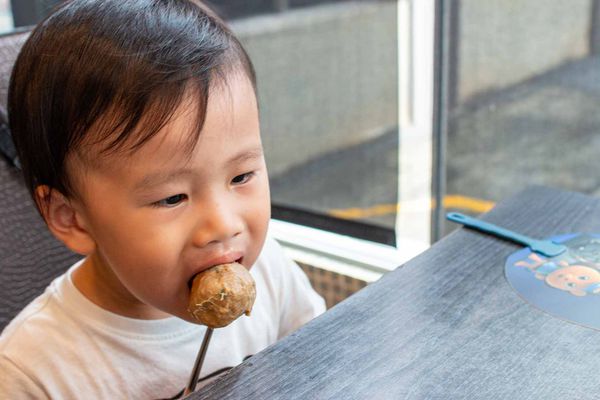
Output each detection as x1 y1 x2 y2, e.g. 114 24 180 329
190 186 600 400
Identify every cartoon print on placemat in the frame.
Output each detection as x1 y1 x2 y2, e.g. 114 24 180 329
505 233 600 330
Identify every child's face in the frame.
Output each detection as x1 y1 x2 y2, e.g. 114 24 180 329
546 265 600 296
70 73 270 322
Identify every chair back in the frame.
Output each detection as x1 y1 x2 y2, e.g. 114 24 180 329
0 29 79 331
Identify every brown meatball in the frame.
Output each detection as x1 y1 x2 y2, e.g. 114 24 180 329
187 262 256 328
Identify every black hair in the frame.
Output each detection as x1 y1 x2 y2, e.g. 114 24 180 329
8 0 256 211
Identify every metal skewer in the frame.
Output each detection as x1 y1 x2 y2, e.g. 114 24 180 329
183 327 214 397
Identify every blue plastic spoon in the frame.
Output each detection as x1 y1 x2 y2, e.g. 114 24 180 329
446 212 566 257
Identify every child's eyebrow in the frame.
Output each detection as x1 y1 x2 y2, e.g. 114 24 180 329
226 147 264 165
134 168 194 191
133 148 263 191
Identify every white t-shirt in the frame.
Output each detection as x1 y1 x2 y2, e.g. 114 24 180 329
0 237 325 399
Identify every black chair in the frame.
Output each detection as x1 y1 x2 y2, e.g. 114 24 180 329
0 29 79 331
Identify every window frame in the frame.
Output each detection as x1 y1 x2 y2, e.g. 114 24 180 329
272 0 436 275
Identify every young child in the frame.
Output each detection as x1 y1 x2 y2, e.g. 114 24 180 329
0 1 325 398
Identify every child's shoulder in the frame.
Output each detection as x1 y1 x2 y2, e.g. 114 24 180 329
0 272 78 363
252 235 322 304
253 236 326 338
255 235 284 265
252 235 295 282
1 280 58 349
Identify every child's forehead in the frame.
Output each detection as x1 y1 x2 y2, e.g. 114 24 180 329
75 72 257 171
78 90 200 162
69 125 197 194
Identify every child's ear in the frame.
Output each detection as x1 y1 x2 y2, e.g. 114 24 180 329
35 185 96 255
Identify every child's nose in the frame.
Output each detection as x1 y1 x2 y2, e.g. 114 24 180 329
190 199 243 247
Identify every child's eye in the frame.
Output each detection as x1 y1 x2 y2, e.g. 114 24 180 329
231 172 254 185
153 194 187 208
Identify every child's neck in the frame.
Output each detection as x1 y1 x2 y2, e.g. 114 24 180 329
72 253 171 320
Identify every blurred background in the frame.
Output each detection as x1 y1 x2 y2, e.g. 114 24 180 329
5 0 600 250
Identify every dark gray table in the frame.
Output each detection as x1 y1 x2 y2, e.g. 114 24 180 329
190 186 600 400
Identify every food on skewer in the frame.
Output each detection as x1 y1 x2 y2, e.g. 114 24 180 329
187 262 256 328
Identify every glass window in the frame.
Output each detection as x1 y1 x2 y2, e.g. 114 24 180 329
0 0 12 34
4 0 424 251
230 0 399 244
439 0 600 236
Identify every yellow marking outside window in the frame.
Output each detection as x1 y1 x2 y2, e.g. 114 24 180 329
328 195 495 220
